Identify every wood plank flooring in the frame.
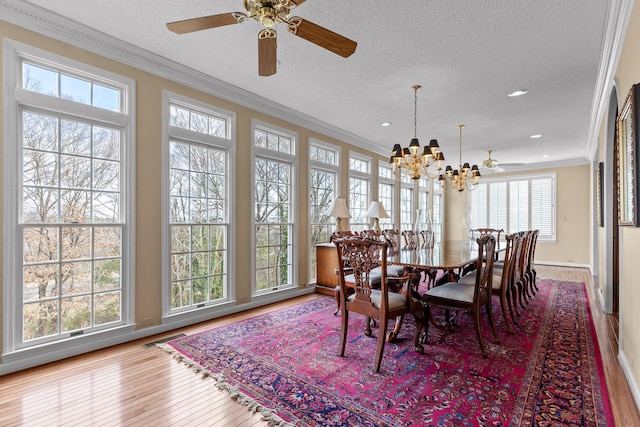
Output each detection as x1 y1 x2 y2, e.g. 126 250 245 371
0 265 637 426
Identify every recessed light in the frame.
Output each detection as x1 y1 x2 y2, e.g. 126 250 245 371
508 89 528 97
542 155 550 158
530 134 543 139
381 122 392 127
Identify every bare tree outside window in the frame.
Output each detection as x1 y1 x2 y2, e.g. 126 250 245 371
167 101 229 311
254 127 294 291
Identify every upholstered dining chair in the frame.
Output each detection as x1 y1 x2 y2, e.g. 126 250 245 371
333 236 411 372
417 234 499 357
360 229 382 241
518 230 534 302
401 230 419 250
459 232 519 333
471 228 504 260
525 229 540 296
420 229 435 249
331 229 405 316
381 229 401 256
508 231 528 317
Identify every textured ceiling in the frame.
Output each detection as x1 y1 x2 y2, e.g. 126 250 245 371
15 0 610 172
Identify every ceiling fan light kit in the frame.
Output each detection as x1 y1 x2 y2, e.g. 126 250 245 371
166 0 357 76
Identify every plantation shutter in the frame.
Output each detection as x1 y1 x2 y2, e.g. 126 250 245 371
488 181 507 231
509 180 529 233
467 174 555 241
531 176 555 239
469 182 488 229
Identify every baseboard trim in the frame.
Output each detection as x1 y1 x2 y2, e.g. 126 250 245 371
619 350 640 417
0 287 316 376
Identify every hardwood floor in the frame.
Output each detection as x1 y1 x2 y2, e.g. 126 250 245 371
0 265 637 426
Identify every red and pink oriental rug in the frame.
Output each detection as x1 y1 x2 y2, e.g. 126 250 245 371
160 280 613 426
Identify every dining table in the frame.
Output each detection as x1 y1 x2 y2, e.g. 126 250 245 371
388 239 484 289
385 239 504 352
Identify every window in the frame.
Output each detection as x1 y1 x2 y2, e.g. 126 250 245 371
433 190 443 244
378 162 395 229
3 41 135 351
163 93 234 315
309 140 339 280
417 177 431 232
254 122 296 293
400 173 414 232
469 174 555 241
349 154 371 232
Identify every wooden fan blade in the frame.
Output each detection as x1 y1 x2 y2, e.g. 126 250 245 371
258 29 277 76
290 0 307 6
287 17 357 58
167 12 245 34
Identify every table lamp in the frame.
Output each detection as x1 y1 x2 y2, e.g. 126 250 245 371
365 201 390 232
325 197 351 231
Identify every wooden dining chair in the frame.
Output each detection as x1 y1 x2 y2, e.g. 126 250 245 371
420 229 435 249
508 231 528 316
382 229 401 256
417 234 499 357
401 230 419 250
525 229 540 295
471 228 504 260
334 236 411 372
459 232 519 333
360 229 382 241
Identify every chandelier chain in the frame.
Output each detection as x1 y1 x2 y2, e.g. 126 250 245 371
414 86 418 138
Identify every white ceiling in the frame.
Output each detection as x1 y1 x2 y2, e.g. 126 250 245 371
13 0 611 172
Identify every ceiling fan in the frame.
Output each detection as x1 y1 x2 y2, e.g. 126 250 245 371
481 150 524 173
166 0 358 76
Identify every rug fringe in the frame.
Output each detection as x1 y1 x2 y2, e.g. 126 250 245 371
157 343 298 427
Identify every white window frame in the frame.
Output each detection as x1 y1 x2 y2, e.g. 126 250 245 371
252 120 298 296
309 138 340 283
432 181 443 245
348 152 372 232
468 173 556 242
400 173 416 232
161 91 236 322
2 39 136 357
378 161 395 229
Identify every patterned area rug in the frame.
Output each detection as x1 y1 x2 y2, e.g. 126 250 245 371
160 280 613 426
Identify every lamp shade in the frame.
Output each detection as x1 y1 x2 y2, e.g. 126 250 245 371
325 197 351 218
365 201 390 219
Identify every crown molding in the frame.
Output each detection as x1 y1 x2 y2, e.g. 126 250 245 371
0 0 381 153
586 0 634 161
484 157 590 175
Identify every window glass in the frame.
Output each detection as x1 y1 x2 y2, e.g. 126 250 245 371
166 100 231 311
23 62 123 113
309 141 339 279
254 126 295 292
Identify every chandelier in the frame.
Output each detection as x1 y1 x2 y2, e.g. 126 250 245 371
390 85 442 180
439 124 481 192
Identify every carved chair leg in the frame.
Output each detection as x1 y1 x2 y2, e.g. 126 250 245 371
413 308 426 354
339 310 348 357
473 307 487 358
486 300 500 345
333 286 341 315
388 315 404 342
518 281 527 309
499 294 514 333
374 316 388 372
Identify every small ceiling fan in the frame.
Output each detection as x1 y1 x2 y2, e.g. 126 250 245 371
166 0 358 76
481 150 524 173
